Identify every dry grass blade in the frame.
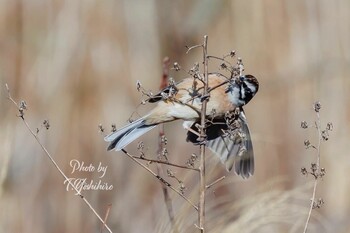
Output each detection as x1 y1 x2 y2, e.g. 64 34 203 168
156 178 330 233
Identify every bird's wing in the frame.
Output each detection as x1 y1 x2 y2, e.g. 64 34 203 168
233 110 254 178
187 109 254 178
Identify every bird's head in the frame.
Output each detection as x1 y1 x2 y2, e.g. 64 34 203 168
226 75 259 107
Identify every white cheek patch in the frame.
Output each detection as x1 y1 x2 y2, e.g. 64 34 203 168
228 86 245 106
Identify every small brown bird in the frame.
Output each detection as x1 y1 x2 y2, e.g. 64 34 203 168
105 73 259 178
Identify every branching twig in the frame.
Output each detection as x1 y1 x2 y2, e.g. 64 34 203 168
156 130 179 233
303 112 321 233
156 57 179 233
302 102 330 233
121 149 198 211
132 155 199 171
5 84 113 233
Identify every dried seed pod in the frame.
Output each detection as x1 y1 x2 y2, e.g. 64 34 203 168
301 121 308 129
313 101 321 112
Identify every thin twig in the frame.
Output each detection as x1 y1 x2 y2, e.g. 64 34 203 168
186 44 203 54
132 155 199 171
156 162 178 233
198 35 209 233
6 84 20 108
207 80 230 93
206 176 226 190
303 111 322 233
206 55 233 68
5 84 113 233
156 131 179 233
121 149 198 211
157 57 178 232
100 204 112 233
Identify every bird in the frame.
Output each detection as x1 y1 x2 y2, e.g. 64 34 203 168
105 73 259 178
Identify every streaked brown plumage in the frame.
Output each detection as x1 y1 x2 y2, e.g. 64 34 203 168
145 75 236 124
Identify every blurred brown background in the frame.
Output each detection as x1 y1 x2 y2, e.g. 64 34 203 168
1 0 349 233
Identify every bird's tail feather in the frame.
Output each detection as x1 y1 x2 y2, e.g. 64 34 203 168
104 117 156 151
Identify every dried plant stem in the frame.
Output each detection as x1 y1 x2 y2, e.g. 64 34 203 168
5 84 113 233
303 111 322 233
157 57 178 232
100 204 112 233
121 149 198 211
206 176 226 190
156 129 178 233
198 35 209 233
132 155 198 171
186 44 203 54
156 162 178 233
